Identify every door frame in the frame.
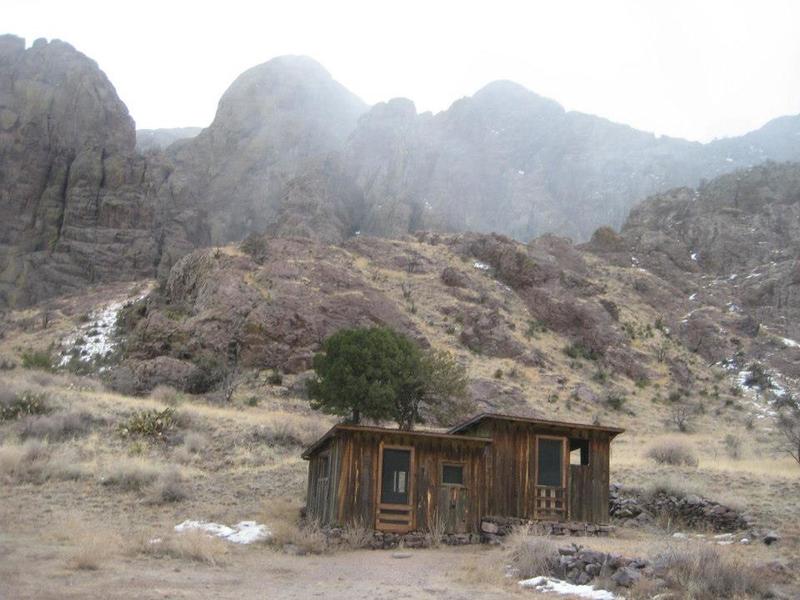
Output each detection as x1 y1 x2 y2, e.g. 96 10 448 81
532 434 569 520
375 442 415 532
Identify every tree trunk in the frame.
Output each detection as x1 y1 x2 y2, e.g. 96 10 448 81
351 408 360 424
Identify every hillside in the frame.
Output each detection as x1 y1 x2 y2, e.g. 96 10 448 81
3 33 800 309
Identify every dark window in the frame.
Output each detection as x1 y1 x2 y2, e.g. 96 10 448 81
441 463 464 486
569 438 590 466
537 438 564 487
381 448 411 504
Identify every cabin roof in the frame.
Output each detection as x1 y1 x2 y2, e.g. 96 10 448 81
301 423 492 459
447 412 625 437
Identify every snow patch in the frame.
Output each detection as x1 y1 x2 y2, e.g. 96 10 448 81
689 293 697 301
690 252 698 261
781 337 800 349
517 169 525 175
473 261 491 271
519 577 618 599
174 520 270 544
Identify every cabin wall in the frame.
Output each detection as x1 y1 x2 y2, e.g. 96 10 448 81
329 431 487 533
305 437 342 526
462 420 613 524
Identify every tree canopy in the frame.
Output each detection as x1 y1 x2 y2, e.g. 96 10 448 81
307 327 471 430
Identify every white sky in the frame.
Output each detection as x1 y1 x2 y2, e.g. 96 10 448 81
5 0 800 142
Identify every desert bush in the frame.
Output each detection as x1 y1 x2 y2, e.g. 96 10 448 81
19 410 92 440
148 467 188 503
655 545 769 599
646 440 699 467
183 431 208 454
241 232 269 264
342 518 373 550
20 348 53 370
744 362 772 390
259 496 329 553
266 370 283 385
251 416 326 448
0 355 16 370
149 385 184 404
562 342 600 361
0 387 49 421
100 458 161 491
723 434 742 460
66 529 121 571
425 511 447 548
605 393 627 411
0 440 85 483
670 404 698 432
133 530 228 565
504 527 559 579
118 407 177 440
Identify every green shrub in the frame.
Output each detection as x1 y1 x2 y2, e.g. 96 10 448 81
20 349 53 371
0 389 49 421
562 342 600 361
266 370 283 385
605 394 627 411
493 369 503 379
118 408 177 440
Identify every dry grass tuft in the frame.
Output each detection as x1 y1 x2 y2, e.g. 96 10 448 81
342 518 373 550
19 410 93 440
0 440 86 483
656 545 770 599
99 457 161 491
646 439 699 467
250 415 328 448
149 384 184 404
66 530 121 571
260 497 329 554
147 466 189 503
504 526 559 579
183 431 208 453
132 530 228 566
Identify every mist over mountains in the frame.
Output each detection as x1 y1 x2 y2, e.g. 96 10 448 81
2 33 800 308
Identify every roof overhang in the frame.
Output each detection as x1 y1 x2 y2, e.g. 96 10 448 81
301 423 492 459
447 412 625 438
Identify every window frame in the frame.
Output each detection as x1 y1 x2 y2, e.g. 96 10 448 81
439 460 466 488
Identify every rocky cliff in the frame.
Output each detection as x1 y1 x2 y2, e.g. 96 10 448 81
3 34 800 309
0 34 164 307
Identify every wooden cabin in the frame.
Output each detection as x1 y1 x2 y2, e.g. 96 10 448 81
302 413 623 534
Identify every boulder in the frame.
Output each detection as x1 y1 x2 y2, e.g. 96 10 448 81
611 567 641 587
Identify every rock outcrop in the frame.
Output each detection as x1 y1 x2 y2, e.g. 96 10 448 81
0 35 164 307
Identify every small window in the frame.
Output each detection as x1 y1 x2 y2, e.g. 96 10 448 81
569 438 590 466
441 463 464 486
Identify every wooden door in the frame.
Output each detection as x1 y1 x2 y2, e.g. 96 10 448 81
533 435 568 521
375 444 415 532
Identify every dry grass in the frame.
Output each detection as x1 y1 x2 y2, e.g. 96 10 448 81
149 384 184 404
342 518 373 550
0 440 87 483
183 431 208 453
147 466 189 503
646 438 699 467
19 410 93 440
260 496 329 553
131 530 228 566
99 457 162 491
656 545 770 599
67 530 122 570
504 526 559 579
250 415 329 448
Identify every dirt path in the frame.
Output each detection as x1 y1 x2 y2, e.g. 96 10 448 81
0 536 551 600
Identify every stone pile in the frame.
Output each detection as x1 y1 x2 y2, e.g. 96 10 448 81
545 544 653 589
609 484 754 532
480 516 613 544
321 527 481 550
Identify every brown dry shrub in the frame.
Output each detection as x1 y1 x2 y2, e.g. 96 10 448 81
251 416 327 448
100 457 161 491
342 518 373 550
147 467 188 503
260 496 328 554
0 440 86 483
149 384 184 404
656 545 770 599
504 526 559 579
66 529 121 570
646 439 699 467
132 530 228 566
19 410 93 440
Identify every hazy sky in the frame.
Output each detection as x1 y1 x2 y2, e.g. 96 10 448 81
6 0 800 141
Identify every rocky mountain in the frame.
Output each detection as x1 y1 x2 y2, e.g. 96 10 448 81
135 127 201 152
2 33 800 310
586 161 800 389
0 34 164 307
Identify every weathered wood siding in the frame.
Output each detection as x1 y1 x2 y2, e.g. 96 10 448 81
309 430 488 533
461 419 613 524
